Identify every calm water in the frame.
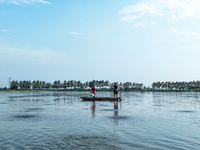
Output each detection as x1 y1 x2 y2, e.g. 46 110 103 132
0 91 200 150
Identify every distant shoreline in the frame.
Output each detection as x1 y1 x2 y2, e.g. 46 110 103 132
0 89 200 92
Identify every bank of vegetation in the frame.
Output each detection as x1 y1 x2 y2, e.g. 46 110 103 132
1 80 200 92
151 81 200 91
8 80 143 91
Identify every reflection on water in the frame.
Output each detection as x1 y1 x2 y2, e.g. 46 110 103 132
1 91 200 149
92 101 119 118
13 114 38 119
91 101 95 118
177 110 196 113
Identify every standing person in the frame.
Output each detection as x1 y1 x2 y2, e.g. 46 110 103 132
141 89 144 94
113 82 118 97
91 85 96 98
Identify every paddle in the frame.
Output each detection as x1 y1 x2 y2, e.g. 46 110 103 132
119 92 125 101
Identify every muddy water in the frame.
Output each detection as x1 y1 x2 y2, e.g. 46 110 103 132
0 91 200 149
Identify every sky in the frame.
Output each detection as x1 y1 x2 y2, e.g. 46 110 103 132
1 0 200 87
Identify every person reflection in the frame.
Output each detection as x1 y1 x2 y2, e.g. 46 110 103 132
114 101 118 116
113 101 119 126
91 101 96 118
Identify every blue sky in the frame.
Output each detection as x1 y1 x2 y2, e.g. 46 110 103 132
1 0 200 87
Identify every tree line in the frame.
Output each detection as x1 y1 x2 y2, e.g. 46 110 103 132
10 80 143 90
151 81 200 90
10 79 200 91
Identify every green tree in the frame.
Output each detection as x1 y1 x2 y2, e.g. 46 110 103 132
63 80 67 89
10 80 18 89
45 82 51 89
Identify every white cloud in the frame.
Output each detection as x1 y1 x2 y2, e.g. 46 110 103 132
0 0 51 5
119 0 200 21
70 32 82 35
132 22 146 28
177 39 191 42
0 44 72 65
122 14 142 21
150 21 156 25
132 21 156 28
104 58 118 61
171 28 200 40
155 39 171 42
1 30 11 32
155 39 164 42
119 1 163 19
182 44 200 50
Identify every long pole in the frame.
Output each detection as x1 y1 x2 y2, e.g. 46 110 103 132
119 92 125 101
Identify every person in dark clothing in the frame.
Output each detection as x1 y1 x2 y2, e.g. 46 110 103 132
113 82 118 97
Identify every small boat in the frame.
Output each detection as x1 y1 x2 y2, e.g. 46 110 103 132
80 97 122 101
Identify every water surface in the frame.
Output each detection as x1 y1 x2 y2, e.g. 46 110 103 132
0 91 200 149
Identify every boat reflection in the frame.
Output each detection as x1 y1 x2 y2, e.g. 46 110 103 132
90 101 120 119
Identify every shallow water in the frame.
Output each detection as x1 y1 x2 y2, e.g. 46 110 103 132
1 91 200 149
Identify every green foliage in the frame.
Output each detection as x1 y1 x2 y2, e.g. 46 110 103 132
151 80 200 90
8 80 143 90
